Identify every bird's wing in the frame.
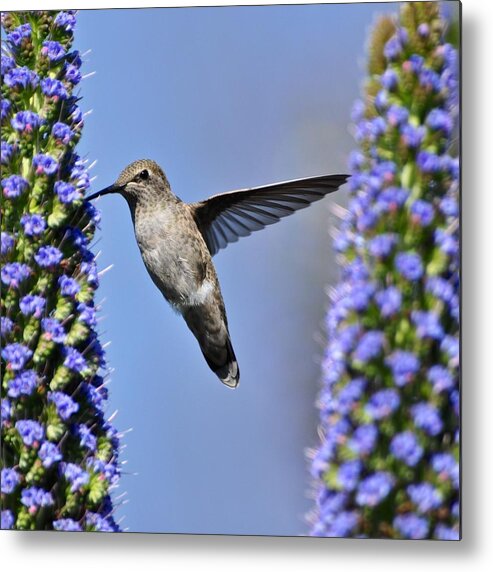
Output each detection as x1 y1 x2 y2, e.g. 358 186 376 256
190 173 348 256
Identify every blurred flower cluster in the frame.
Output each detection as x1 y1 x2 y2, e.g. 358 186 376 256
309 2 459 539
1 11 121 532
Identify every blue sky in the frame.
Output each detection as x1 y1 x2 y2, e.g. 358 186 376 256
75 2 397 535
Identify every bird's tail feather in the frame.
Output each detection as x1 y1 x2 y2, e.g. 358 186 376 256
201 335 239 389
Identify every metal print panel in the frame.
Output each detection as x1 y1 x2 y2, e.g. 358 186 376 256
0 1 460 539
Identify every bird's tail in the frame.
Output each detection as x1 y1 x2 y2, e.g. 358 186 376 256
201 335 239 389
183 303 240 388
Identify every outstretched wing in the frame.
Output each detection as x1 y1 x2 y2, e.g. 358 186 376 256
191 174 348 256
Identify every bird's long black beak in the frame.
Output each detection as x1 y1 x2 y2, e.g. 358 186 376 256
85 184 123 201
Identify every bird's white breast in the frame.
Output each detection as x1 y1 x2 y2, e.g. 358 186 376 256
134 208 212 309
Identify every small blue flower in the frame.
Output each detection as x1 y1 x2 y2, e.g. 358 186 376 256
41 318 67 343
33 153 58 175
1 398 12 424
1 231 15 255
347 282 376 312
387 105 409 127
2 98 12 120
395 251 423 281
374 90 388 111
417 150 442 173
337 460 362 492
52 122 74 144
61 462 90 492
83 202 101 225
407 483 442 513
368 233 397 257
356 208 378 232
354 331 385 363
4 66 39 90
54 11 77 32
38 441 63 468
410 199 435 226
7 23 32 47
335 378 366 414
411 402 443 436
434 524 459 541
82 381 107 412
432 453 459 486
1 316 14 337
365 389 400 420
356 472 394 507
21 486 54 508
2 174 29 198
419 68 441 92
55 180 80 203
41 77 68 99
1 262 31 287
20 213 47 237
377 186 409 213
58 275 80 297
326 511 359 537
348 424 378 456
1 54 15 74
412 310 444 340
439 196 459 218
76 302 97 327
380 69 398 91
10 110 42 132
64 63 82 85
375 286 402 317
48 391 79 420
80 260 99 286
19 294 46 317
7 369 38 398
76 424 97 452
34 245 63 267
426 276 455 304
394 513 429 539
426 109 453 136
1 468 20 494
53 518 83 532
390 431 423 466
406 54 424 74
85 512 118 532
15 419 44 446
2 342 33 370
434 228 458 257
1 140 14 164
441 335 459 363
417 23 430 38
1 510 15 530
384 35 403 60
386 351 420 386
63 347 87 373
427 365 454 393
401 123 425 149
41 40 66 62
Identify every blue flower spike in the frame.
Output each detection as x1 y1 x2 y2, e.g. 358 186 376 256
310 3 459 539
1 11 121 532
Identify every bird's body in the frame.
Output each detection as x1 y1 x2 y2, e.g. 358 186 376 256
87 159 348 388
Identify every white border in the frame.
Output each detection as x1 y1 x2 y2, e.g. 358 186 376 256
2 1 493 571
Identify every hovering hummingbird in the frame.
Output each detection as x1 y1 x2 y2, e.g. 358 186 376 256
86 160 348 388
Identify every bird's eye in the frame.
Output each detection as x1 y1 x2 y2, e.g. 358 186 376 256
140 169 149 180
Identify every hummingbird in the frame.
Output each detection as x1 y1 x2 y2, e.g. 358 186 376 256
86 159 348 388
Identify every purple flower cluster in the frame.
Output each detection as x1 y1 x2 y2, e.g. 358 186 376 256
310 3 459 540
1 12 120 532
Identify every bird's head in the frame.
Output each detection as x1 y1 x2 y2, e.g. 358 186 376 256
86 159 172 204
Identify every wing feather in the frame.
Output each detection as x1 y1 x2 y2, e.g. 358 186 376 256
191 173 348 256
